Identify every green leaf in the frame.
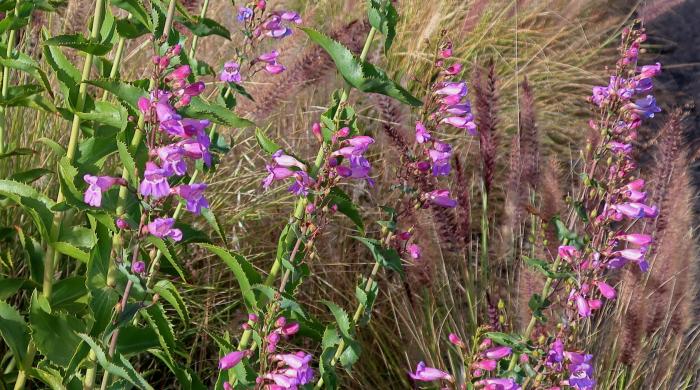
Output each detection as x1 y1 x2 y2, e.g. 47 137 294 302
524 256 573 279
153 280 190 323
43 34 81 98
44 34 113 55
553 216 584 249
0 55 53 96
339 338 361 370
9 167 52 183
17 230 44 285
142 304 179 363
29 291 86 368
112 0 151 28
38 137 66 157
325 187 364 233
52 276 88 309
87 79 148 113
177 16 230 39
322 300 351 338
53 241 90 262
300 27 422 106
255 127 282 155
117 139 138 188
77 101 128 130
77 333 154 389
198 243 259 310
115 18 150 38
367 0 398 54
0 84 44 105
181 96 253 129
0 179 55 242
353 236 403 276
116 325 160 355
201 207 227 246
0 14 28 35
0 300 30 365
483 332 523 348
145 236 186 282
0 277 26 299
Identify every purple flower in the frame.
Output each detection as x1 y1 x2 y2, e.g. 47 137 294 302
546 338 565 369
474 378 521 389
429 141 452 176
265 63 286 74
263 165 296 189
415 121 431 143
258 50 279 63
473 359 497 371
564 352 595 390
610 202 658 220
83 175 125 207
220 61 242 83
445 103 471 115
139 162 171 199
131 261 145 274
237 6 253 22
170 65 191 80
171 183 208 214
219 351 247 370
575 293 591 317
484 346 512 360
147 218 182 241
638 62 661 78
280 322 300 337
616 233 652 246
427 190 457 208
628 95 661 119
595 280 616 300
273 352 313 370
287 171 314 195
156 100 180 123
441 115 477 135
448 333 463 347
608 141 632 155
435 81 467 96
408 361 452 382
272 150 306 170
280 11 302 24
336 156 374 186
155 145 187 176
407 244 421 259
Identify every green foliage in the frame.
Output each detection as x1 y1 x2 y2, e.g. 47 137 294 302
367 0 398 54
300 27 421 106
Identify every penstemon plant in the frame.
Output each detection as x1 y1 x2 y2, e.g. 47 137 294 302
0 0 693 389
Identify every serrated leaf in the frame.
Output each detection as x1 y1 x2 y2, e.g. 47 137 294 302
9 167 52 183
0 84 44 105
325 187 364 233
181 96 253 129
52 276 87 309
143 304 179 363
301 27 421 106
0 55 53 97
38 137 66 157
112 0 151 28
87 79 147 113
153 279 190 323
177 16 230 39
0 179 55 242
353 236 403 276
77 100 128 130
42 33 81 98
322 300 351 338
339 338 361 370
53 241 89 262
115 18 150 38
0 14 28 35
116 325 160 355
367 0 397 54
198 243 259 310
77 333 153 389
117 139 138 188
145 235 186 282
29 291 86 367
44 34 113 55
0 300 30 365
255 127 282 155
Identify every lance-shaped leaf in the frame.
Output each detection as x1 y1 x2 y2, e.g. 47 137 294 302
199 243 260 310
0 179 55 242
0 300 30 366
181 96 253 129
29 291 86 368
177 16 230 39
112 0 151 28
77 333 154 389
87 79 148 113
44 34 113 56
301 27 421 106
353 236 404 276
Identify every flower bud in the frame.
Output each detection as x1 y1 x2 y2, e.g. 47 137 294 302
448 333 464 348
248 313 259 322
131 261 146 274
479 338 492 350
274 316 286 328
256 0 266 10
312 122 323 142
116 218 129 230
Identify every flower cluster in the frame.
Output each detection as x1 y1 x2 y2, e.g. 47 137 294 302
222 4 301 83
83 44 211 246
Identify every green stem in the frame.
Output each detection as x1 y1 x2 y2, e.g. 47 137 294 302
0 4 17 155
234 24 379 356
14 2 108 388
188 0 210 58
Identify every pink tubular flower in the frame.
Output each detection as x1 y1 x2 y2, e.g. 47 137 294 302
428 190 457 208
435 81 466 96
407 244 421 260
473 359 497 371
280 322 300 337
475 378 521 390
448 333 464 348
595 280 617 300
575 294 591 317
429 141 452 176
170 65 191 80
415 121 431 143
139 162 171 199
258 50 279 63
171 183 208 214
484 346 512 360
408 361 452 382
558 245 580 262
147 218 182 241
441 115 477 135
219 351 247 370
83 175 125 207
265 63 286 74
220 61 242 83
616 233 653 246
272 150 306 170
